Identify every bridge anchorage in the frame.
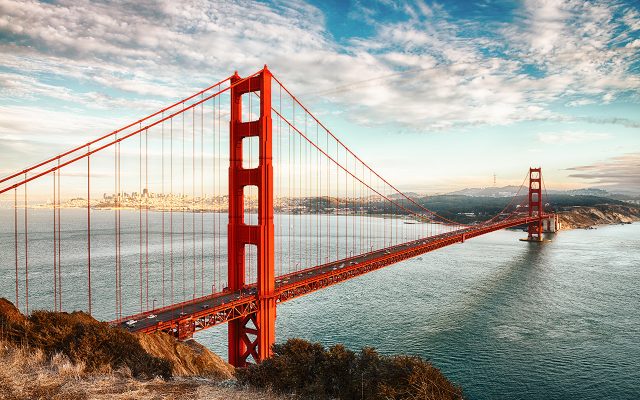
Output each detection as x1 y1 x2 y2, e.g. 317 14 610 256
0 65 555 368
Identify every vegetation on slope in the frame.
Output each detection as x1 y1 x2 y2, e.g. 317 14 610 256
0 340 284 400
138 331 234 379
238 338 463 400
0 298 171 379
0 298 232 380
0 300 463 399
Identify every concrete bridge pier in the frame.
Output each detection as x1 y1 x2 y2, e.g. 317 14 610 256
542 215 560 232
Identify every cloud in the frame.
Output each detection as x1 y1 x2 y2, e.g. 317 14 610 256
566 153 640 194
0 0 638 134
0 104 123 174
574 116 640 129
537 131 610 144
566 98 596 107
322 0 640 129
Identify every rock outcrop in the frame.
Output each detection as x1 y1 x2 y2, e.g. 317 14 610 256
137 331 234 379
0 298 232 380
557 204 640 230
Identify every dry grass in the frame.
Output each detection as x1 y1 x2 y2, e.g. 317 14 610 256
238 339 464 400
0 299 285 399
137 332 234 379
0 340 285 400
0 299 171 379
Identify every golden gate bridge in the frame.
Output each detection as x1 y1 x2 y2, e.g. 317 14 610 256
0 66 555 367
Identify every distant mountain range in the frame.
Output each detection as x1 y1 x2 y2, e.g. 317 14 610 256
389 192 421 200
445 186 616 198
387 186 639 202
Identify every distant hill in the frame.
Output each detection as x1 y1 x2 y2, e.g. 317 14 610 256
389 192 421 199
447 186 522 197
446 186 618 198
559 188 611 197
414 193 629 224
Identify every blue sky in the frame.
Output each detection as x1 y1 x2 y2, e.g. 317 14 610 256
0 0 639 194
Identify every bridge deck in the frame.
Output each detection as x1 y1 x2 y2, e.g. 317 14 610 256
115 216 538 337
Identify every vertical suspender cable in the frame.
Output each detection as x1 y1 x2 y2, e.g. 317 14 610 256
211 95 218 294
24 175 28 314
288 107 291 274
344 148 347 259
139 125 143 313
170 117 174 305
114 137 118 318
57 164 62 311
87 147 92 315
278 84 282 276
298 105 302 271
182 105 186 301
192 107 196 298
326 129 329 263
337 140 340 258
217 88 221 289
116 139 121 317
14 188 18 310
145 129 149 311
162 115 165 307
200 97 204 296
53 172 57 311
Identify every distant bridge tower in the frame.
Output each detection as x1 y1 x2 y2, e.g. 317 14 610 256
228 66 276 367
527 167 544 241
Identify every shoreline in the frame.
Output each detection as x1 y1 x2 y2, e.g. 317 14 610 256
17 203 640 230
555 204 640 230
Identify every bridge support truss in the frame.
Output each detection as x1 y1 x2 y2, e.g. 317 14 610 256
228 66 276 367
527 167 544 241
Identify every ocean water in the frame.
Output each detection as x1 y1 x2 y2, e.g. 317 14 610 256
0 209 638 399
197 222 640 400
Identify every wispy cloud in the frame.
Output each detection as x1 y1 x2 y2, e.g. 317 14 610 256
537 131 610 144
0 0 638 132
567 153 640 194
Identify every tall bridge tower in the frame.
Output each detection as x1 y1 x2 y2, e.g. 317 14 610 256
228 66 276 366
527 167 544 241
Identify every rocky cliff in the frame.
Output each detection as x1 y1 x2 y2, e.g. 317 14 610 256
0 298 284 399
137 331 234 379
557 204 640 230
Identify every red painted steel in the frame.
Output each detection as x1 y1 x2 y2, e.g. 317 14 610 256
527 168 544 241
1 65 557 369
117 216 541 338
0 77 233 188
227 66 276 367
0 73 262 196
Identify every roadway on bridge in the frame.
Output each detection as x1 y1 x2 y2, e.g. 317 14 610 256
117 224 485 333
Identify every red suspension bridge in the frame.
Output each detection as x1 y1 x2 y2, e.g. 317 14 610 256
0 66 555 367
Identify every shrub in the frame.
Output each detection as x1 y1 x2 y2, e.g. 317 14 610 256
237 338 463 400
0 298 171 379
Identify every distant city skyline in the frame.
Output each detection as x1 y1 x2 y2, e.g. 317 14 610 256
0 0 639 195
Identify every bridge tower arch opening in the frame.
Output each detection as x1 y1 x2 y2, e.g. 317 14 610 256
228 66 275 367
527 167 544 242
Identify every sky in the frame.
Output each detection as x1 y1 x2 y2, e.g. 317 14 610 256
0 0 639 195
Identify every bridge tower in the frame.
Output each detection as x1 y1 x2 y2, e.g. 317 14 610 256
527 167 544 241
228 66 276 367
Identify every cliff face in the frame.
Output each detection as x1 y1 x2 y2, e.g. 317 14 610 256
557 204 640 230
137 332 234 379
0 298 285 399
0 340 284 400
0 298 232 380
